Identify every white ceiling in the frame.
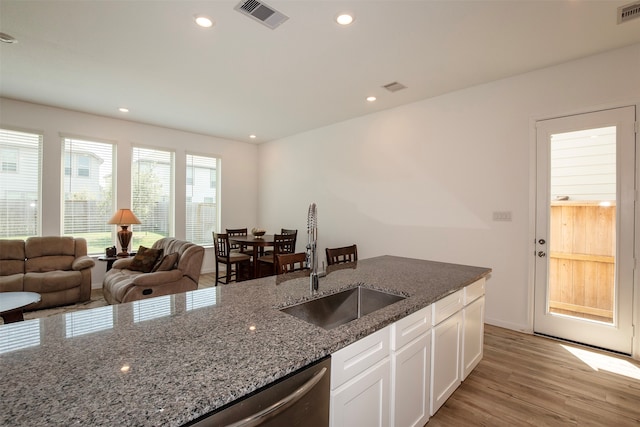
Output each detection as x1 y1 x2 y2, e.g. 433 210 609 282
1 1 639 143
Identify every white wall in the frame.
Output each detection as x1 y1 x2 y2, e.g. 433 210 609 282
257 43 640 334
0 98 259 284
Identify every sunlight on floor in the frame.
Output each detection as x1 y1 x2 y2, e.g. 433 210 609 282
561 344 640 381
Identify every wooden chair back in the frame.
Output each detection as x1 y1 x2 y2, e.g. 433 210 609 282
281 228 297 252
274 233 296 255
213 232 231 259
226 228 248 252
326 244 358 266
275 252 308 274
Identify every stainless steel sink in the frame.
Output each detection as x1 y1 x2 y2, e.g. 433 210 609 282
280 286 406 330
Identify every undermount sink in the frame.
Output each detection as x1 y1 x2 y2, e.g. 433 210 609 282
280 286 406 330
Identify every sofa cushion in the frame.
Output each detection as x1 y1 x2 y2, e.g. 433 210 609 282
0 274 24 292
25 236 75 257
152 252 179 272
0 240 26 276
0 259 25 276
26 255 76 273
128 246 163 273
24 271 82 293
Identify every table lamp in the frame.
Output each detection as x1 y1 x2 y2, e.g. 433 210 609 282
108 208 141 256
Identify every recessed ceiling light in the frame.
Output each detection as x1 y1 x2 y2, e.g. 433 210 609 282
194 15 214 28
336 13 355 25
0 32 17 44
118 107 129 113
249 134 257 139
366 96 376 102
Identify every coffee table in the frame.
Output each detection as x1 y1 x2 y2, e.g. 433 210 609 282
0 292 41 324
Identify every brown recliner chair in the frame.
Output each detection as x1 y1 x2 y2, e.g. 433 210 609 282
102 238 204 304
0 236 95 310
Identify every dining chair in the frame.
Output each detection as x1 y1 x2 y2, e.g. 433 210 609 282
213 232 251 284
226 228 251 255
325 244 358 266
275 252 308 274
264 228 297 256
257 233 297 277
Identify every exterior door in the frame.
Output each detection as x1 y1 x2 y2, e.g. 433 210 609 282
534 106 636 354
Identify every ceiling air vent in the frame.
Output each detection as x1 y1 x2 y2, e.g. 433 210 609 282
234 0 289 29
618 1 640 24
383 82 407 93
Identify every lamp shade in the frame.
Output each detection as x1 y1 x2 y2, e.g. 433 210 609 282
108 209 141 225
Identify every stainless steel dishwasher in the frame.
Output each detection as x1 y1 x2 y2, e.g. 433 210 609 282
189 356 330 427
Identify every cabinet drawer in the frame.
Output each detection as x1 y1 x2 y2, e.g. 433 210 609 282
331 326 390 389
463 278 485 305
391 305 431 350
432 290 463 325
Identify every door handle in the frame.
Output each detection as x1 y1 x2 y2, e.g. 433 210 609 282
538 251 546 257
226 366 328 427
538 239 546 245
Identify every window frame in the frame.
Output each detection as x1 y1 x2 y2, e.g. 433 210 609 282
0 127 43 239
186 152 220 246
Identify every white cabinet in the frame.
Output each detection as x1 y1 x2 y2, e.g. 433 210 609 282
331 278 486 425
430 309 462 415
331 326 391 427
391 305 431 427
461 278 485 380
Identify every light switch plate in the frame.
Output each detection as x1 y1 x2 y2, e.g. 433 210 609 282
493 211 512 221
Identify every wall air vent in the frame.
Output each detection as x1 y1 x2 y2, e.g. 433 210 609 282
382 82 407 93
234 0 289 29
618 1 640 24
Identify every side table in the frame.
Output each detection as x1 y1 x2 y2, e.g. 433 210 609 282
98 256 118 272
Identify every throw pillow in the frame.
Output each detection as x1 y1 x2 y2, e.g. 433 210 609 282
128 246 163 273
152 252 179 272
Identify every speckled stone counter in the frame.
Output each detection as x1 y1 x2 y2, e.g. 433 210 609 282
0 256 490 426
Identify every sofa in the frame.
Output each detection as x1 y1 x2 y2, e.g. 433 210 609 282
102 237 204 304
0 236 95 310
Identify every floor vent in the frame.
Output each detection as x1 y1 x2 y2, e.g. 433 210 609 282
618 1 640 24
234 0 289 29
382 82 407 93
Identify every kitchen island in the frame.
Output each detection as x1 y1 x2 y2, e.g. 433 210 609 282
0 256 490 426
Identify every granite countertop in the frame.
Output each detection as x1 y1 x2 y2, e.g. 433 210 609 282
0 255 490 426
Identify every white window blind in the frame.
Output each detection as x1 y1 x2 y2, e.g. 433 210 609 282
132 146 174 249
62 137 115 254
0 128 42 238
0 320 40 354
186 153 218 245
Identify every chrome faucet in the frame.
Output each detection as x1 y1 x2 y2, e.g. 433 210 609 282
306 203 319 292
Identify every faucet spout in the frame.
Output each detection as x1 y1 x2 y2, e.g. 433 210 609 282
307 203 319 292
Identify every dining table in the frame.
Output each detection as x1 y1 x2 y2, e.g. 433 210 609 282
229 234 275 279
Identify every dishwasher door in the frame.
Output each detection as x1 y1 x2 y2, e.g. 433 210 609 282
190 356 330 427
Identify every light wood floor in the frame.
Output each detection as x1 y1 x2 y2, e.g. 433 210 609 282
428 325 640 426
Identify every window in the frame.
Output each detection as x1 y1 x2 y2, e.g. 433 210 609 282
62 137 115 254
186 153 218 245
77 154 91 177
132 146 174 249
64 153 71 176
0 128 42 239
1 148 18 172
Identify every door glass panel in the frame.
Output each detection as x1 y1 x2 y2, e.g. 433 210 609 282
548 126 616 324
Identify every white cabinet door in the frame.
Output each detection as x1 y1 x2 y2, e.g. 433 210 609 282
430 310 462 415
461 296 485 380
331 358 391 427
391 331 431 427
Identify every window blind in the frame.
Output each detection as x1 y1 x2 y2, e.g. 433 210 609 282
62 137 115 254
132 146 174 249
0 128 42 238
186 153 218 245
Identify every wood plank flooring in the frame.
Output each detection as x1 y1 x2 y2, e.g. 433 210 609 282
427 324 640 426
